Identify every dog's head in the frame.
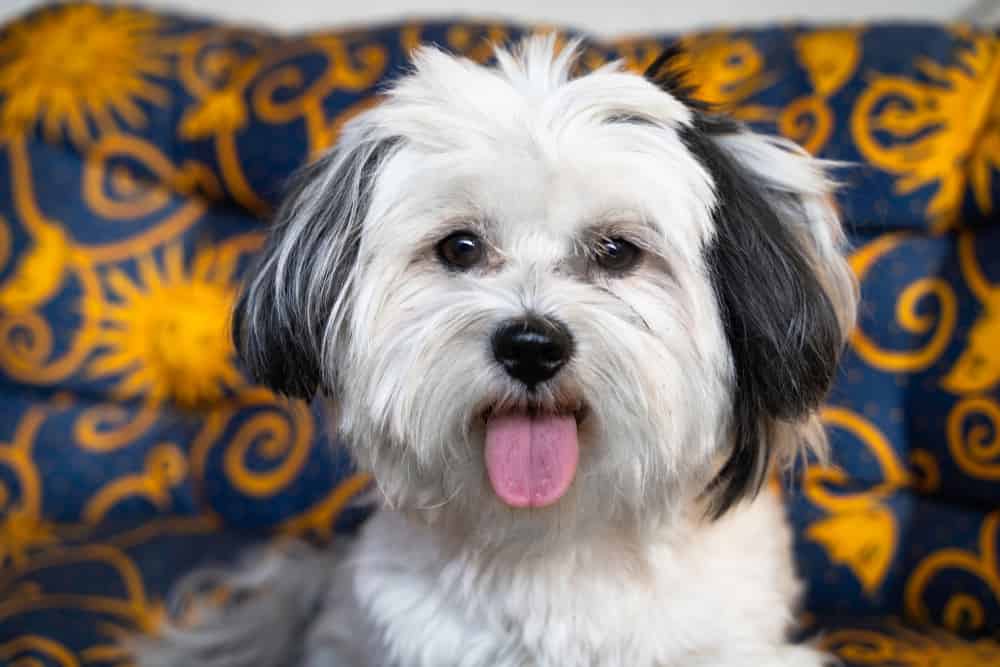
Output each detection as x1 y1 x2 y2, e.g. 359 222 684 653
234 37 857 544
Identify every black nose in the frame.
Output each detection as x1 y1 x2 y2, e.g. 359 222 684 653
492 316 573 388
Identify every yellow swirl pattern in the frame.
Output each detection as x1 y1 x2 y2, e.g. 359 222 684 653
82 135 222 219
83 443 187 524
0 406 56 568
222 389 314 498
947 397 1000 481
943 593 986 631
0 636 80 667
0 529 201 634
906 513 1000 634
282 472 373 541
0 136 103 384
779 29 862 155
251 35 389 158
848 234 958 373
820 627 1000 666
174 30 270 215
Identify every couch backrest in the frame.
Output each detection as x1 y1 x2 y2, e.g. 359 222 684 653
1 2 999 636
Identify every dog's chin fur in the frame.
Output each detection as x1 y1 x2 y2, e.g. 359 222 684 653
134 36 856 667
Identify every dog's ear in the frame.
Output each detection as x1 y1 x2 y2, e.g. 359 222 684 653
232 125 398 399
647 50 857 516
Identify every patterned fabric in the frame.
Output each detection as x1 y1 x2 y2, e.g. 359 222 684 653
0 3 998 664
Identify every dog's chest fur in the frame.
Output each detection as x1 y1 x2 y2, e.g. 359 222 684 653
310 490 803 667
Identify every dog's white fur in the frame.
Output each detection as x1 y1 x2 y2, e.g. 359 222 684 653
136 36 856 667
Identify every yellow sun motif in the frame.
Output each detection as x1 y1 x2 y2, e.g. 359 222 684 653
89 244 243 408
0 4 171 146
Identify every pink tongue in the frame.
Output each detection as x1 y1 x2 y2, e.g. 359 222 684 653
484 414 579 508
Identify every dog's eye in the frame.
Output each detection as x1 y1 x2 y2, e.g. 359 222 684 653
595 237 641 272
436 231 485 270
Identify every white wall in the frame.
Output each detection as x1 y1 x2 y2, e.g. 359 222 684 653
1 0 976 35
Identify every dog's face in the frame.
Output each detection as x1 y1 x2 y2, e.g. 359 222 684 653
234 38 857 545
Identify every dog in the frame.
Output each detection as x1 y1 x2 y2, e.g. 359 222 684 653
135 35 857 667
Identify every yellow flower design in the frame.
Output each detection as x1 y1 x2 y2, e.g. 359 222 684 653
797 29 862 98
804 407 910 596
942 233 1000 395
0 4 170 146
780 29 862 154
88 244 243 408
851 31 1000 230
942 310 1000 395
806 492 898 595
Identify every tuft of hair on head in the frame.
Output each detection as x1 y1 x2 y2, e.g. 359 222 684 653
492 32 584 92
643 45 858 518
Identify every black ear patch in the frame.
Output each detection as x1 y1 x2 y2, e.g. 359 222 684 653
232 137 396 399
680 125 843 517
645 44 844 515
231 154 341 399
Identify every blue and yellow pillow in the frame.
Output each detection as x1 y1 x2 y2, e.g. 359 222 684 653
0 4 999 665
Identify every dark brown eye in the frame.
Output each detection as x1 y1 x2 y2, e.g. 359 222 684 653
595 237 641 272
436 231 484 270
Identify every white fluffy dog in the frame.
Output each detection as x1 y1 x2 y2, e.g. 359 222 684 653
138 36 857 667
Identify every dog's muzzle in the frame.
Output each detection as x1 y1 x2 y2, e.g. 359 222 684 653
485 316 580 508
